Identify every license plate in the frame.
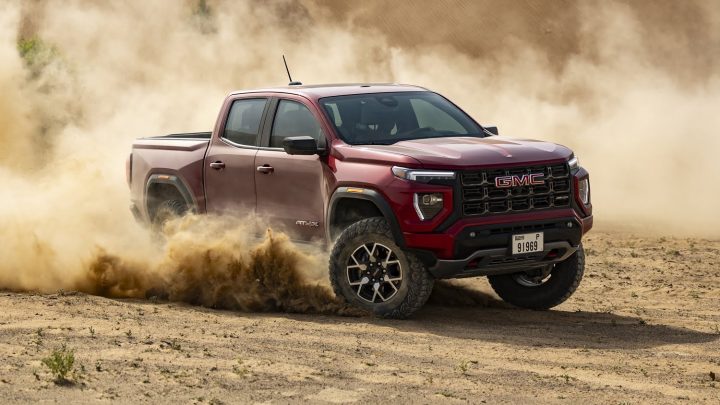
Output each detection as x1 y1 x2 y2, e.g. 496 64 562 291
512 232 544 255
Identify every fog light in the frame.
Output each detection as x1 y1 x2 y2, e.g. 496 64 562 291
414 193 444 220
578 178 590 205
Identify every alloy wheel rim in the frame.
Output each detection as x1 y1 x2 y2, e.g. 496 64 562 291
346 242 403 303
512 266 553 287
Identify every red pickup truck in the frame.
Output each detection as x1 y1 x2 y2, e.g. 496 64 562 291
127 84 592 318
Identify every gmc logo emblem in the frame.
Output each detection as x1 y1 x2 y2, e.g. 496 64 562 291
495 173 545 188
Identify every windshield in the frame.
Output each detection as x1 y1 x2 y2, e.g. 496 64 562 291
320 92 484 145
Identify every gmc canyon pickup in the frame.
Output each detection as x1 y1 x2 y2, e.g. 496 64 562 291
127 84 593 318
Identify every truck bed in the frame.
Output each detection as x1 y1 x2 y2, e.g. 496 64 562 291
145 132 212 140
129 132 212 221
134 132 211 151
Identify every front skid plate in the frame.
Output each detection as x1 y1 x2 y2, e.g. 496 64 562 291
429 241 577 279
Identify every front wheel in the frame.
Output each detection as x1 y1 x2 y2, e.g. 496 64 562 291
329 218 434 319
488 244 585 309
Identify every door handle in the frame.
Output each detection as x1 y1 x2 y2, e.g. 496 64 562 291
256 164 274 174
209 161 225 170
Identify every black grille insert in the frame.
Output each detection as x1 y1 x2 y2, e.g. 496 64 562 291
461 163 572 216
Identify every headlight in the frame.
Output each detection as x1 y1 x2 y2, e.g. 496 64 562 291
392 166 455 183
577 178 590 205
414 193 444 220
568 156 579 172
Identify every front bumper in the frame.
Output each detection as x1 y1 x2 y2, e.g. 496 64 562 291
404 209 592 279
429 241 577 279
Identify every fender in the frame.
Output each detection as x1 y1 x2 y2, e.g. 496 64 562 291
145 173 197 214
326 187 405 247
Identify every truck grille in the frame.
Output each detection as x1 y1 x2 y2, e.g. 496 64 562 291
461 163 572 216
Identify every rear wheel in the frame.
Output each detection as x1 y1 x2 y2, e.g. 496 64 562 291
488 244 585 309
329 218 434 319
151 199 187 232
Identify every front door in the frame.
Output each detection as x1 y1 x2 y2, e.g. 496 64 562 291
204 97 269 216
255 97 328 242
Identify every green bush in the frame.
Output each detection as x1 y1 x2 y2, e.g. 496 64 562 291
41 344 76 383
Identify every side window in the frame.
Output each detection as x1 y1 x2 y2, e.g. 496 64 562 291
270 100 325 148
410 98 466 134
223 98 267 146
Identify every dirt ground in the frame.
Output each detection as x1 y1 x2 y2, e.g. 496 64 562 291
0 231 718 404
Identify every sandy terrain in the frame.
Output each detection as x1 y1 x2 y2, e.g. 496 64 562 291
1 1 719 403
0 231 718 404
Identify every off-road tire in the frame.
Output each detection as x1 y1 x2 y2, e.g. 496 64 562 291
329 217 434 319
151 199 187 232
488 244 585 310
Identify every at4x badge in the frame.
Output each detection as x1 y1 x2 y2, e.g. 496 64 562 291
495 173 545 188
295 220 320 227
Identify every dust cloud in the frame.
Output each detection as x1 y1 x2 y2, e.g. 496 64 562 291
0 1 718 304
79 215 354 314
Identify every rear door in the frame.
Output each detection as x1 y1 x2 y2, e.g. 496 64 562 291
255 96 329 242
204 96 269 215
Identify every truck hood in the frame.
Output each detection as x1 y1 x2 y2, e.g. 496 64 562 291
350 136 573 169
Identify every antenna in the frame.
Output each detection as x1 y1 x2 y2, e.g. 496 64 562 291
283 55 302 86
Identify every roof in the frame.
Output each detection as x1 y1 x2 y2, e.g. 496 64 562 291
229 83 430 100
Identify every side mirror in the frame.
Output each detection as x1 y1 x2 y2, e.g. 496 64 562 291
484 126 499 135
282 136 322 155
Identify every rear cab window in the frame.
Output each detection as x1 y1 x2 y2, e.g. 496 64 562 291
223 98 268 146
